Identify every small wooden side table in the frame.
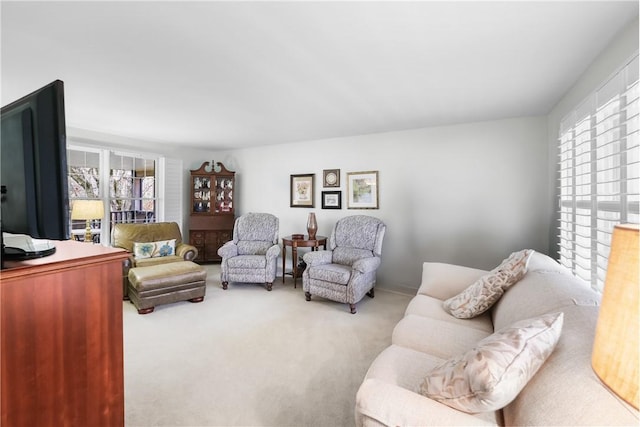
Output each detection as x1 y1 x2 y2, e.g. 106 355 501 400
282 235 327 288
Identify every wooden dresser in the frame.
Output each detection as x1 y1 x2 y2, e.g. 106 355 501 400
1 240 128 427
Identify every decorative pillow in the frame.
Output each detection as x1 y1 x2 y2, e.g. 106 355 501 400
133 239 176 259
419 312 563 413
443 249 534 318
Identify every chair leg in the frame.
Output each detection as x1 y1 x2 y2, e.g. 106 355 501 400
222 281 228 290
137 307 154 315
367 288 375 298
189 297 204 303
305 292 311 301
349 304 357 314
266 282 273 291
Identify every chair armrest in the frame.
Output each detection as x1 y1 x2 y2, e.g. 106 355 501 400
352 257 381 274
355 378 495 427
217 241 238 259
303 250 332 266
266 244 280 260
176 243 198 261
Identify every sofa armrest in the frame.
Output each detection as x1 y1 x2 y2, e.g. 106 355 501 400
352 257 381 274
355 378 496 427
303 250 332 266
217 241 238 259
265 244 280 260
176 243 198 261
418 262 488 300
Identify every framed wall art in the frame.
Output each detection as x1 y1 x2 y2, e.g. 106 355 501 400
321 191 342 209
290 174 315 207
346 171 378 209
323 169 340 187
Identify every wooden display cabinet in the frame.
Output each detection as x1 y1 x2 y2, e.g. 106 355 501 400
189 161 235 262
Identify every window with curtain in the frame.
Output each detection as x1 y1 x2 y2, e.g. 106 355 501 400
558 54 639 292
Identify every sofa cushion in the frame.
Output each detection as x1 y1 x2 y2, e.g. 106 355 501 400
392 314 492 359
364 345 499 425
443 250 533 319
308 263 352 285
419 312 563 414
404 294 494 334
133 239 176 259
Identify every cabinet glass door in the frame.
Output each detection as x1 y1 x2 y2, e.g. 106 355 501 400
193 176 211 213
214 177 233 213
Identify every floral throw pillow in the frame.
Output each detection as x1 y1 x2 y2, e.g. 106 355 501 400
443 249 534 319
133 239 176 259
419 312 563 413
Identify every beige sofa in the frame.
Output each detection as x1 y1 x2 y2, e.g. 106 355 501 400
355 252 639 426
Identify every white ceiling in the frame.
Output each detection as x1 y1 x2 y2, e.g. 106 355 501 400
1 1 638 150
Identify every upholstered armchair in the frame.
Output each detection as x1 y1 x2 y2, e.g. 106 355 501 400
111 221 199 299
302 215 386 314
217 212 280 291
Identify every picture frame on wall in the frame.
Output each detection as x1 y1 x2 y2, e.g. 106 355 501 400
347 171 378 209
323 169 340 187
321 191 342 209
290 174 315 207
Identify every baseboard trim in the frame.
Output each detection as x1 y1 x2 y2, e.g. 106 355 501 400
377 283 416 297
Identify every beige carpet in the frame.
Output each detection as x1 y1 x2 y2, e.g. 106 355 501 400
123 264 411 427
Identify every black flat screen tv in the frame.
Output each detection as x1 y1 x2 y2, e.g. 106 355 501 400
1 79 70 263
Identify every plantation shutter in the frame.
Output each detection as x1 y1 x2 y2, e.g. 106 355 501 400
558 54 639 292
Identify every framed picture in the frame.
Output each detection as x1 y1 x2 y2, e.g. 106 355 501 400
347 171 378 209
321 191 342 209
323 169 340 187
290 174 315 207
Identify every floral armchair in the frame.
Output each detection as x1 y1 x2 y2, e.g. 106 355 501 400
302 215 386 313
217 212 280 291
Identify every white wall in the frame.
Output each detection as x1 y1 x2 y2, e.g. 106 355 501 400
546 18 639 255
199 116 549 293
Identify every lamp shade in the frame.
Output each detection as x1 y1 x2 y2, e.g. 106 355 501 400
592 223 639 409
71 200 104 220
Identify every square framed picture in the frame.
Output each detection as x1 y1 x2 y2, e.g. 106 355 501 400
290 174 315 207
321 191 342 209
347 171 378 209
323 169 340 187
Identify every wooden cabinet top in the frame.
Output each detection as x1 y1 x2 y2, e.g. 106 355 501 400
1 240 128 279
190 161 235 176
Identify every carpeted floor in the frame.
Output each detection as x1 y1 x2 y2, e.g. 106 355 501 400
123 264 411 427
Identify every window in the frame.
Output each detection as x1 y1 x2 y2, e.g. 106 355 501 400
67 146 163 244
67 148 102 241
558 54 639 292
109 152 156 227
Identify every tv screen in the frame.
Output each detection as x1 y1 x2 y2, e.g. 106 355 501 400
1 80 70 260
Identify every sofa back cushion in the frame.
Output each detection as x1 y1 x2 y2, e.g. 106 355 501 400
492 252 639 425
112 222 183 252
418 262 488 300
491 252 599 331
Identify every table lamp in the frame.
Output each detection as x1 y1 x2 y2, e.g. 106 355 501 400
592 223 639 409
71 200 104 243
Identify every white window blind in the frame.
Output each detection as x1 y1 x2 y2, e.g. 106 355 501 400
558 54 640 292
159 157 183 226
